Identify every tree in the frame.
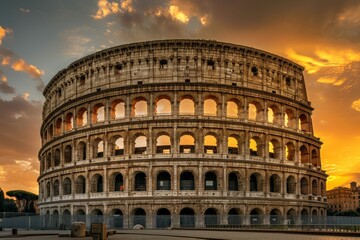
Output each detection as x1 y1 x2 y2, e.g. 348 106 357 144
6 190 38 213
4 199 18 212
0 188 4 212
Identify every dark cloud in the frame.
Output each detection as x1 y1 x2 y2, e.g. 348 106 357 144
0 81 15 94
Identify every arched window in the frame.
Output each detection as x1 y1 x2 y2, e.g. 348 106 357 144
286 176 296 194
250 208 263 225
46 153 52 169
228 172 239 191
54 149 61 166
204 98 217 116
250 173 263 192
287 209 296 225
133 98 147 116
157 172 171 190
250 138 260 156
301 177 309 195
180 171 194 190
111 100 125 119
180 134 195 153
284 109 295 128
134 136 147 154
204 208 219 226
269 174 281 193
311 149 319 166
156 208 171 228
270 209 282 225
228 136 239 154
267 105 280 124
96 140 104 158
55 118 62 136
75 176 86 194
110 209 123 229
180 208 195 228
114 137 124 156
320 181 325 196
134 172 146 191
77 108 87 127
133 208 146 227
312 179 318 195
204 135 217 154
92 104 105 123
91 209 103 224
156 135 171 154
91 174 103 193
113 173 124 192
204 172 217 190
228 208 242 225
155 98 171 115
64 145 72 163
227 100 239 118
63 177 72 195
248 103 257 120
300 145 309 163
299 114 310 132
179 98 195 115
74 209 86 223
53 180 60 196
64 113 74 131
77 141 87 160
285 142 295 161
267 107 274 123
46 182 51 197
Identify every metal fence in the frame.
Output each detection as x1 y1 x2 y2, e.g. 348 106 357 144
1 214 360 232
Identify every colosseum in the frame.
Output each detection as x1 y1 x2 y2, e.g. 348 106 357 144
38 39 327 229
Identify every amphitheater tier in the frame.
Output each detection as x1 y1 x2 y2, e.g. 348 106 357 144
38 39 327 228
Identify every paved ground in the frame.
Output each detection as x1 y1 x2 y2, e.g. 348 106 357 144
0 229 360 240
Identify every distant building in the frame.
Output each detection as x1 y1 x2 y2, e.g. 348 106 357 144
327 182 360 212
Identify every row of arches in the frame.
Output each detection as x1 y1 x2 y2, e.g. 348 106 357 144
44 206 324 229
41 132 320 171
42 170 325 199
42 95 312 142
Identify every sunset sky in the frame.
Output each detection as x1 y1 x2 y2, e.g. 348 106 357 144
0 0 360 195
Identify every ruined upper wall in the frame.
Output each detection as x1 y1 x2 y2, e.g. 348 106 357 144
42 39 308 119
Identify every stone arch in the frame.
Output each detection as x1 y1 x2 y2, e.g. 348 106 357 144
228 172 240 191
311 149 319 166
132 96 148 117
300 145 309 163
92 137 104 158
77 141 87 160
110 208 123 229
92 103 105 123
284 108 295 128
267 104 281 124
77 107 87 127
179 95 195 115
204 133 218 154
228 134 240 154
134 134 147 154
111 99 125 119
228 208 242 225
179 132 195 153
180 171 195 190
154 95 172 115
250 172 263 192
109 172 124 192
269 139 281 159
46 152 52 169
156 208 171 228
91 174 103 193
55 117 62 136
269 174 281 193
250 208 263 225
54 148 61 166
110 135 125 156
91 209 103 223
134 172 146 191
180 207 195 228
312 179 318 195
62 177 72 195
48 124 53 139
203 95 219 116
156 133 171 154
156 171 171 190
64 145 72 163
248 100 263 121
204 171 218 190
287 208 296 225
132 208 146 228
299 113 310 132
300 177 309 195
286 175 296 194
285 141 295 161
53 179 60 196
64 112 74 131
269 208 282 225
250 136 262 157
74 209 86 223
46 182 51 197
226 98 240 118
75 175 86 194
204 208 219 226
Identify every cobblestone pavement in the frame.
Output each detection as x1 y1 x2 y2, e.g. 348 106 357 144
0 229 359 240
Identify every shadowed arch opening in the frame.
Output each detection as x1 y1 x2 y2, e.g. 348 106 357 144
228 208 242 225
180 134 195 153
204 208 219 226
157 171 171 190
180 208 195 228
133 208 146 227
156 208 171 228
180 171 195 190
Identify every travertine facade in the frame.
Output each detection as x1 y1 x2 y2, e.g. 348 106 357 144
38 39 327 228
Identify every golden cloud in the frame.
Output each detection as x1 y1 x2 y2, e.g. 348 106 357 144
169 5 189 23
351 99 360 112
11 59 44 79
0 26 12 45
93 0 120 19
120 0 134 13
